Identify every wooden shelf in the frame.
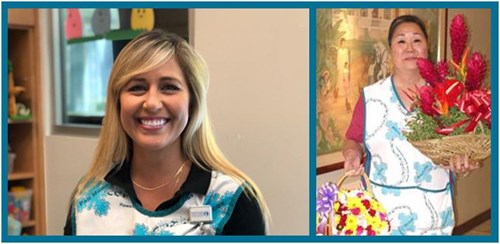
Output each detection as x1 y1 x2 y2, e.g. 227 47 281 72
8 172 35 181
8 9 35 27
8 119 33 124
8 8 46 235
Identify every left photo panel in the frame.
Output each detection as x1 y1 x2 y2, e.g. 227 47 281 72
5 7 309 236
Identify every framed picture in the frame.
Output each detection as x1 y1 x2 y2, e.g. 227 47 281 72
316 8 447 170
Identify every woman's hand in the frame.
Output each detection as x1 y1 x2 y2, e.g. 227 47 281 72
442 155 480 177
344 149 364 176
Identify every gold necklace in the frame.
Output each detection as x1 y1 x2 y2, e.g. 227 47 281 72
132 160 186 191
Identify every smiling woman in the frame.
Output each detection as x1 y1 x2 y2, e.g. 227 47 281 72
119 58 190 153
63 30 270 235
341 14 479 235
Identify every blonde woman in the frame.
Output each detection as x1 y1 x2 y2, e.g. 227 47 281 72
64 30 270 235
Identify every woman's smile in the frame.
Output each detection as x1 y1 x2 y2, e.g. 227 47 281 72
137 117 169 130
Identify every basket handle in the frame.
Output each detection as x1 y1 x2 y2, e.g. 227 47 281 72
336 170 373 194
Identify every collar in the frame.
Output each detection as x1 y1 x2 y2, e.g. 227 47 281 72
104 159 212 209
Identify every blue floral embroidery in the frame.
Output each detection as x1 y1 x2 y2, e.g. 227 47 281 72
134 224 149 235
440 208 454 228
381 187 401 196
373 162 388 183
203 191 236 226
391 212 418 235
414 161 433 184
77 182 110 217
385 120 404 141
133 223 174 235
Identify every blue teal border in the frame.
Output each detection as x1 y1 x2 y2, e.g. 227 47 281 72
490 3 499 243
2 1 499 243
2 1 500 8
2 2 10 242
309 7 317 238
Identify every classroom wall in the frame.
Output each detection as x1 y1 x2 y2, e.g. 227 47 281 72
42 9 309 235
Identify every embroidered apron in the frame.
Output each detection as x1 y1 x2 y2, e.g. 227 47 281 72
74 171 243 235
363 76 454 235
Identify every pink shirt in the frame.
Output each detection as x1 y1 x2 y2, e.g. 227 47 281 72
345 95 364 143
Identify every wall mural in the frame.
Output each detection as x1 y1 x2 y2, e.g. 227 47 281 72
316 8 446 165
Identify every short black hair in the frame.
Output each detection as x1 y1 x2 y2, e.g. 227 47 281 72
388 15 428 46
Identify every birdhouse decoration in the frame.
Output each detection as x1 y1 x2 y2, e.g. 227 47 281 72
91 9 111 36
65 8 83 40
131 8 155 31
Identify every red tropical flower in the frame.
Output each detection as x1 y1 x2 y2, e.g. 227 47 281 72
465 52 487 91
436 60 449 80
417 85 438 116
417 58 441 87
450 14 469 65
434 79 465 116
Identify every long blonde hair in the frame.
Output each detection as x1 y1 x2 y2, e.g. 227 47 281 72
71 30 270 228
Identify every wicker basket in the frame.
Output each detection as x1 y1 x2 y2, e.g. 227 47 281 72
409 134 491 166
316 172 391 235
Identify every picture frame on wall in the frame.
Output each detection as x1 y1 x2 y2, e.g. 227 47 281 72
316 8 447 172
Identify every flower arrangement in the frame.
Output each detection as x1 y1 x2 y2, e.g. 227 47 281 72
405 14 491 166
316 176 390 236
333 189 390 235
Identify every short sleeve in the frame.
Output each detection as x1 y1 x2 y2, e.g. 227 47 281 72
221 190 266 235
345 95 365 143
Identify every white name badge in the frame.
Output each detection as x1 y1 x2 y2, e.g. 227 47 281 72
189 205 213 223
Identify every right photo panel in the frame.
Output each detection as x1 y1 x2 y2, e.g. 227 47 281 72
316 8 492 236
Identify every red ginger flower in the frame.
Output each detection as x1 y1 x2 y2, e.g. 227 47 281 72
416 58 441 87
418 85 439 116
465 52 487 91
450 14 469 65
436 60 449 80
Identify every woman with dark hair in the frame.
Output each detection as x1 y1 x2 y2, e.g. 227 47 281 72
342 15 478 235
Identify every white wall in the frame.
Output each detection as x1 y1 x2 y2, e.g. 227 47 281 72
42 9 309 235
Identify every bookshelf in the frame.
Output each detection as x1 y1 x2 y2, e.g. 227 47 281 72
7 9 46 235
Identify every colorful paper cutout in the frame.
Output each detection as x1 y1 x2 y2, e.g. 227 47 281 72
91 9 111 36
131 9 155 31
65 9 82 39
